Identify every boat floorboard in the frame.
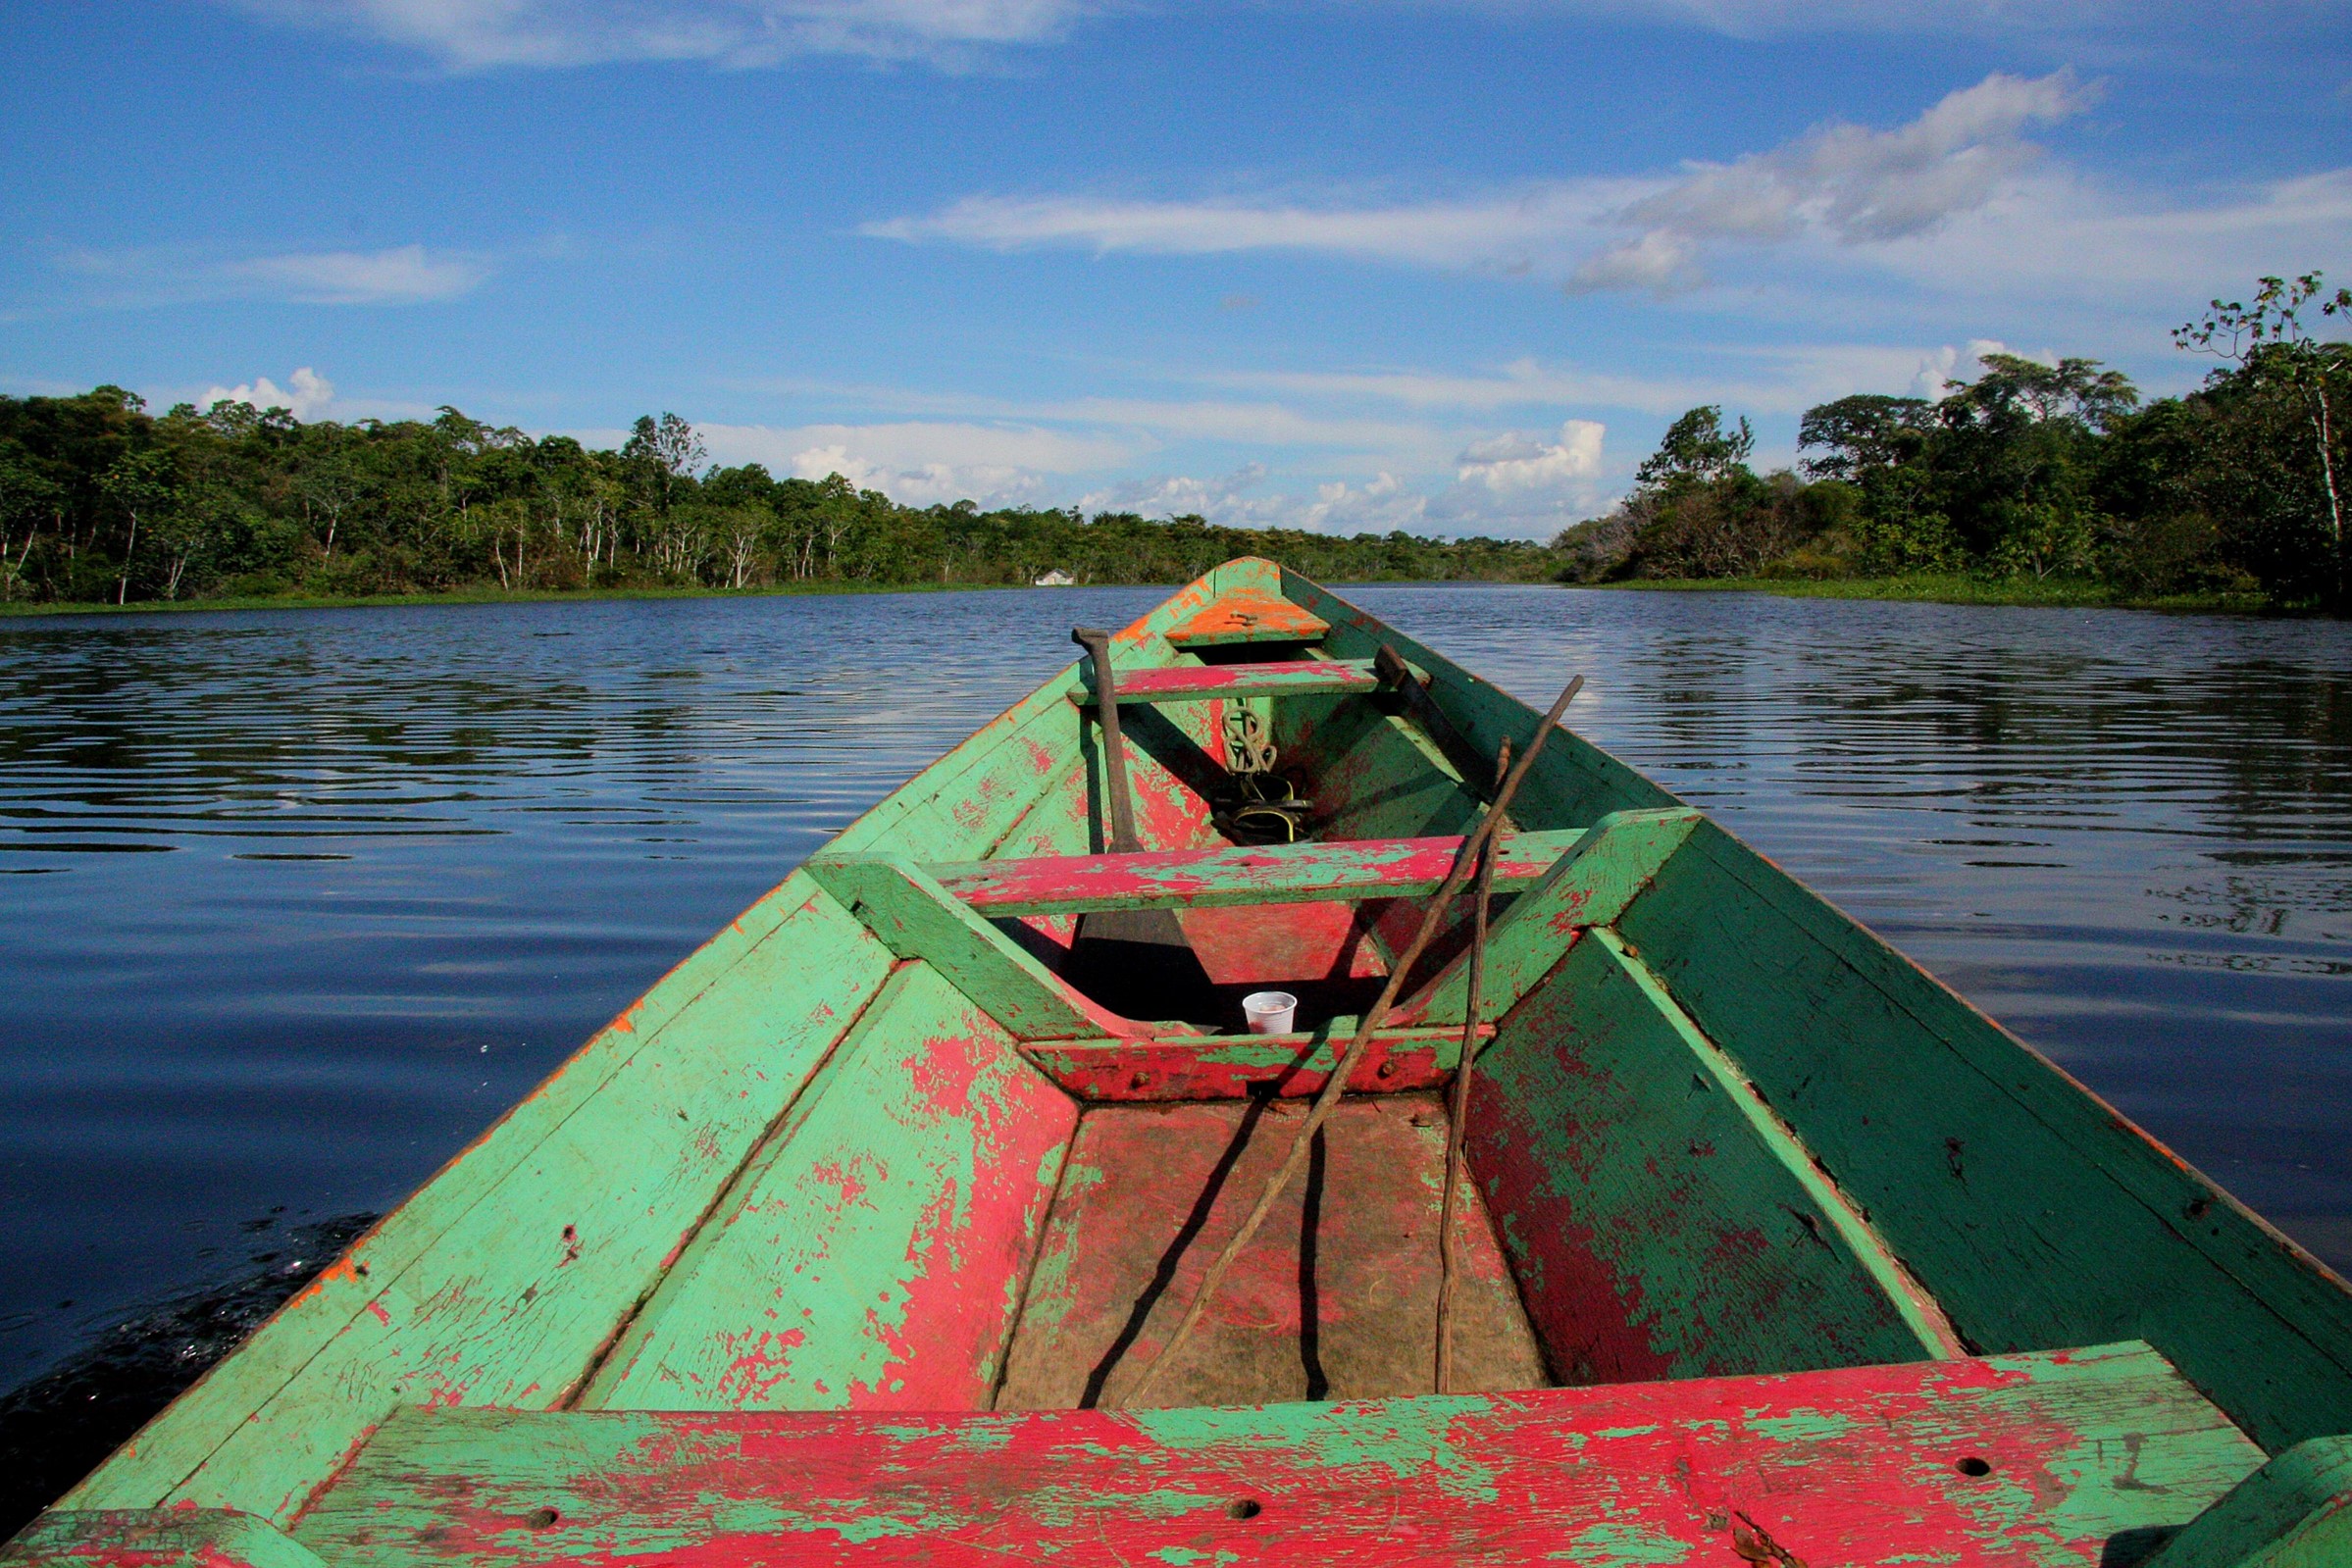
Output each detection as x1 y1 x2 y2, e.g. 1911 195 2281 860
995 1092 1548 1410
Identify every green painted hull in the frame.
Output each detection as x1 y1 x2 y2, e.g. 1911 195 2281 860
10 559 2350 1567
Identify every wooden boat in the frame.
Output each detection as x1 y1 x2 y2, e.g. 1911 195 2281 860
10 558 2351 1567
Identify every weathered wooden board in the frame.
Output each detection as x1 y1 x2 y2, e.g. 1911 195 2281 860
285 1341 2261 1568
1022 1024 1489 1100
1467 929 1953 1386
930 830 1585 915
1068 658 1397 705
62 877 895 1525
2141 1434 2352 1567
1616 820 2352 1454
580 963 1077 1412
802 853 1140 1038
1401 807 1700 1026
996 1093 1544 1409
1163 589 1330 645
1176 899 1387 988
1282 568 1676 833
2 1510 327 1568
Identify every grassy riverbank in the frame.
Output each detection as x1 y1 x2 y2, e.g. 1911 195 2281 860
1591 574 2277 613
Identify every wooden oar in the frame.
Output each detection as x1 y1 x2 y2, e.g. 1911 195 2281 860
1114 672 1584 1408
1436 736 1509 1393
1066 628 1211 1019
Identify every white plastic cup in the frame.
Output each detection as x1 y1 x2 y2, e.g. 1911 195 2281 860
1242 990 1299 1035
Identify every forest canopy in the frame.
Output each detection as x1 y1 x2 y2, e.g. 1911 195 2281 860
0 399 1550 607
5 273 2346 613
1556 272 2352 611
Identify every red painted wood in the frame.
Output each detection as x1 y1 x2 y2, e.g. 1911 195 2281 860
294 1342 2252 1567
1021 1027 1486 1100
1179 901 1385 986
1082 659 1378 703
939 835 1559 915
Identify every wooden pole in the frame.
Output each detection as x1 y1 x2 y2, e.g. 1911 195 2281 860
1072 627 1141 853
1115 673 1583 1408
1435 736 1508 1393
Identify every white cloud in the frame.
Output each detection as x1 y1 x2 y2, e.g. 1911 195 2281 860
225 245 489 304
1571 70 2095 292
1457 420 1605 491
52 243 489 309
870 70 2216 306
200 366 337 419
863 186 1614 271
694 419 1139 507
1864 166 2352 307
235 0 1088 68
872 72 2094 287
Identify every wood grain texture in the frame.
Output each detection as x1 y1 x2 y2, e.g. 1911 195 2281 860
995 1093 1545 1410
64 878 895 1525
1468 929 1951 1386
930 830 1585 915
580 963 1078 1413
2 1511 328 1568
2142 1435 2352 1568
1402 807 1700 1026
802 854 1135 1039
286 1341 2260 1568
1067 658 1396 706
1021 1025 1490 1101
1163 590 1330 645
1617 820 2352 1454
1281 569 1677 835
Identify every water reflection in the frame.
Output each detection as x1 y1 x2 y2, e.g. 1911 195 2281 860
0 585 2345 1417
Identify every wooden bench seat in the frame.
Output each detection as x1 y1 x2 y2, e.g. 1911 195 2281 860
1065 657 1409 705
930 830 1586 916
277 1340 2258 1568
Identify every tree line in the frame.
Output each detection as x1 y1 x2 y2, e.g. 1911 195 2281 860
6 271 2344 612
0 401 1551 607
1557 272 2352 610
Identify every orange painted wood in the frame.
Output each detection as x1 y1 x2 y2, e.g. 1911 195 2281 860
1163 590 1331 645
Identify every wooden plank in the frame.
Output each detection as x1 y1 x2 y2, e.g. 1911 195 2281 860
931 829 1587 915
1067 658 1398 706
996 1094 1544 1409
1 1510 329 1568
1164 589 1330 646
579 963 1078 1412
1617 820 2352 1455
1021 1024 1491 1100
802 853 1141 1038
1282 568 1679 833
63 876 896 1524
2142 1435 2352 1567
1404 807 1702 1026
1468 929 1952 1387
287 1341 2262 1568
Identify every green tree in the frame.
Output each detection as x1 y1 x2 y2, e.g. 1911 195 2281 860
98 448 173 604
623 413 706 516
1798 394 1933 481
1635 406 1755 490
2175 272 2352 603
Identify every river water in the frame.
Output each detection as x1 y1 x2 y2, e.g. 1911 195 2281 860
1 582 2346 1435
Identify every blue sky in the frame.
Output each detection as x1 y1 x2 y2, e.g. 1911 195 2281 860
4 1 2350 537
